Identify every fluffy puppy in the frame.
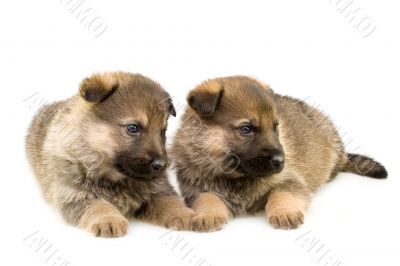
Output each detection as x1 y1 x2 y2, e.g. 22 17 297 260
26 72 194 237
171 76 387 231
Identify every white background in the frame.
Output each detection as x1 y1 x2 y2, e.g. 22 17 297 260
1 0 399 265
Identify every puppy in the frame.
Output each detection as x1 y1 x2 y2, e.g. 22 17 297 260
26 72 194 237
171 76 387 231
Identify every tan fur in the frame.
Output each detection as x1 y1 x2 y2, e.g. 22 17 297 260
266 191 306 229
79 199 129 237
142 195 195 230
26 72 191 237
172 76 387 231
86 123 117 160
195 80 221 94
191 192 231 232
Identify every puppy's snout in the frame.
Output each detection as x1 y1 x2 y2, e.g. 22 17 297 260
151 158 167 172
269 153 285 171
261 149 285 171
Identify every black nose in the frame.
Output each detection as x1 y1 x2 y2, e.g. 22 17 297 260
151 158 167 171
269 153 285 171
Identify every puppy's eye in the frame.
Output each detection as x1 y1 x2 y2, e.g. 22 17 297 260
239 126 253 135
161 129 166 137
126 124 140 134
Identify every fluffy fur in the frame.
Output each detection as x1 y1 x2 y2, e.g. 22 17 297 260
26 72 194 237
171 76 387 231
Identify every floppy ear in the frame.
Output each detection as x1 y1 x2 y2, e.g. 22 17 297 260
187 80 224 116
167 98 176 117
79 73 119 102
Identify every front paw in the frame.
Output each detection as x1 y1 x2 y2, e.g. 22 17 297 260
192 212 228 232
268 210 304 230
163 208 195 231
89 215 129 238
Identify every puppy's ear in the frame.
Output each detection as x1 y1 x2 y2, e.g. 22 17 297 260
167 98 176 117
79 73 119 102
187 80 224 116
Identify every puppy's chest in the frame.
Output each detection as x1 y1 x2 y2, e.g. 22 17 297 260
107 191 144 216
90 181 153 216
210 179 273 215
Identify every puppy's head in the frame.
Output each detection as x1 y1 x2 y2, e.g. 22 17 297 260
186 76 284 179
79 72 175 181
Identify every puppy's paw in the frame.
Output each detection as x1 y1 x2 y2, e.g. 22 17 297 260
90 215 129 238
192 212 228 232
268 210 304 230
163 208 195 231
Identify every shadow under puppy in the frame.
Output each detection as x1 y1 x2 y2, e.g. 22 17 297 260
171 76 387 232
26 72 194 237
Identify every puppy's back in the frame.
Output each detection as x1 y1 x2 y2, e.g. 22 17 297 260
26 101 65 187
274 95 346 188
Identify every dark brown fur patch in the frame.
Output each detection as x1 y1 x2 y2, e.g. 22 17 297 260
344 153 388 179
187 80 224 116
79 73 119 102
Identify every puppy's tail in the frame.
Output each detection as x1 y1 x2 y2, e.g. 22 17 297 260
341 153 388 179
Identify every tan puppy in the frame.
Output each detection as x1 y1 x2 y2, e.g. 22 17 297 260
171 76 387 231
26 72 194 237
